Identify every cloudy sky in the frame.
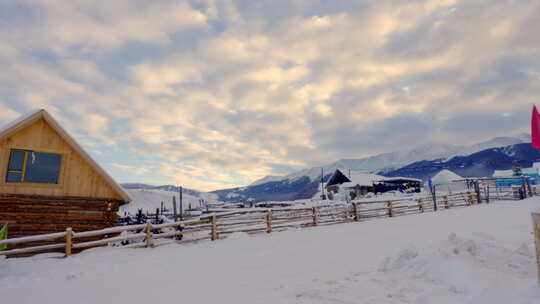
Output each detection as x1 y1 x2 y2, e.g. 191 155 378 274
0 0 538 191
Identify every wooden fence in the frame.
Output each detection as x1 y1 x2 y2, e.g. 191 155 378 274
0 190 524 258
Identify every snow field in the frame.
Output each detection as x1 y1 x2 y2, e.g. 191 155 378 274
1 198 540 303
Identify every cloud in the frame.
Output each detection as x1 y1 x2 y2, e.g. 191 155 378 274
0 0 538 191
109 163 149 175
1 0 208 53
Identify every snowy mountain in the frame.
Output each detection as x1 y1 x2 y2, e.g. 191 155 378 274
250 135 530 186
123 135 531 204
384 143 540 180
213 135 532 202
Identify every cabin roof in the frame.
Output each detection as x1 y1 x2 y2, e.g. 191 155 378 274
0 109 132 202
326 169 383 187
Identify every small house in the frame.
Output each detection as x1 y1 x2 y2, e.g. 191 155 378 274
326 169 384 199
0 109 131 241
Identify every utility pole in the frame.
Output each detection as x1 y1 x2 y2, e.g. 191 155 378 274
172 196 178 222
321 168 326 200
179 186 183 220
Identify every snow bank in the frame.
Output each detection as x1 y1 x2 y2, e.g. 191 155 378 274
1 199 540 303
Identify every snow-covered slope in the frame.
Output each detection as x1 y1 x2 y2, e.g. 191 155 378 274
249 175 284 186
120 189 221 215
3 198 539 303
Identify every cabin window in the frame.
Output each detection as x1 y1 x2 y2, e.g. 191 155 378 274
5 149 62 184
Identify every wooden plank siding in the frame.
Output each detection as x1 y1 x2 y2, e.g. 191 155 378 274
0 194 120 249
0 118 121 199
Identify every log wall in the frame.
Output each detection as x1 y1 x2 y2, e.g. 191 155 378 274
0 193 120 247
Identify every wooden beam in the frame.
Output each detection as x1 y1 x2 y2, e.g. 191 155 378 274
211 216 218 240
145 221 153 248
352 203 359 222
387 201 393 217
65 227 72 257
533 212 540 283
266 211 272 233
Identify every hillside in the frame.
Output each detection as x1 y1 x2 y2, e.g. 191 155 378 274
384 143 540 180
2 198 538 303
120 187 220 215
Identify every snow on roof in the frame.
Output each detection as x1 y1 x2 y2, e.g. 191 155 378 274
347 171 385 186
339 182 357 188
431 169 462 184
493 167 538 178
492 170 513 178
522 167 538 174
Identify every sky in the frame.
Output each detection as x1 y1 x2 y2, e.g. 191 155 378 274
0 0 539 191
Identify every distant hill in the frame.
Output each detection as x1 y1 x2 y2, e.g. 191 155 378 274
121 183 204 197
119 184 220 214
124 135 535 204
383 143 540 180
211 175 333 203
211 135 531 202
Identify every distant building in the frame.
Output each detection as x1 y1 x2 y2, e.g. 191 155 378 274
492 162 540 186
326 169 384 199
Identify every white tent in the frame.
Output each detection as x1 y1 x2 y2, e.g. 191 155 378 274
432 169 462 186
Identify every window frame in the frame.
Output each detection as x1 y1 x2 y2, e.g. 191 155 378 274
5 148 65 185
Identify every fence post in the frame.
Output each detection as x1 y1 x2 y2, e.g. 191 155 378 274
526 179 533 197
532 212 540 283
145 221 153 248
387 201 393 217
467 192 473 205
211 215 218 240
312 207 318 226
266 211 272 233
432 186 438 211
352 203 359 222
444 195 449 209
417 199 423 213
65 227 73 257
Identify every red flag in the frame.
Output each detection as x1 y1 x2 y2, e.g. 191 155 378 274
532 105 540 150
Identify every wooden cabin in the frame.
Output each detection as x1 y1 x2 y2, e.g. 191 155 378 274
0 109 131 241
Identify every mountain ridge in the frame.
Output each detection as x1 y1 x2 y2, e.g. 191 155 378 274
210 135 532 202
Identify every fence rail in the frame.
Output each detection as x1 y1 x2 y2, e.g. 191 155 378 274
0 189 532 258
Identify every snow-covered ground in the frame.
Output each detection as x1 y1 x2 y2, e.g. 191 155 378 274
2 198 540 303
